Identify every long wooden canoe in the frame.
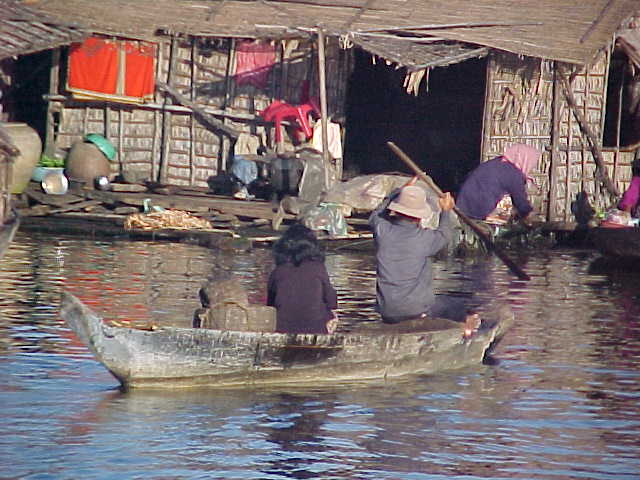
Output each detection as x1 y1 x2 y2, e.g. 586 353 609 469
0 214 19 260
589 226 640 259
60 291 513 390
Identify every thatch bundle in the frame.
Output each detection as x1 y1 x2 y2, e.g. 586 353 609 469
124 209 212 231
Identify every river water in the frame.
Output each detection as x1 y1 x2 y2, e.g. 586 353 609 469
1 230 639 479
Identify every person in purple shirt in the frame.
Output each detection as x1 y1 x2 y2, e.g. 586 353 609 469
456 143 542 224
267 223 338 334
618 158 640 217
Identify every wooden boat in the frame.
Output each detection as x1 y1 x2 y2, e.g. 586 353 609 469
589 226 640 259
60 291 514 390
0 214 19 260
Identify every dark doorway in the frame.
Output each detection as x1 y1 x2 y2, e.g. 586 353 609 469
7 50 52 142
603 47 640 148
343 49 487 192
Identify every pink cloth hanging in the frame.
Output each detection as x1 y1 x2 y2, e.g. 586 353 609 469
234 40 276 89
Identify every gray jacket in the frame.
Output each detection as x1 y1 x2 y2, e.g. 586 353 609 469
369 189 453 320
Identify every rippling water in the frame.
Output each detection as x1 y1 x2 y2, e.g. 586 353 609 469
1 230 639 479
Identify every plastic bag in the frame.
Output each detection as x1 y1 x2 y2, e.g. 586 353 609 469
231 155 258 186
300 202 347 237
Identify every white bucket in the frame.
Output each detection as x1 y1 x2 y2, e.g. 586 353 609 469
42 170 69 195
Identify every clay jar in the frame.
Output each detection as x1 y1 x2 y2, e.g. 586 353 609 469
65 141 111 187
2 122 42 194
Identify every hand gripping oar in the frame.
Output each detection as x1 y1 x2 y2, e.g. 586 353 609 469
387 142 530 281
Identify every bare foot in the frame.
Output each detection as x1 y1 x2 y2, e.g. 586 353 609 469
463 313 481 338
326 318 338 334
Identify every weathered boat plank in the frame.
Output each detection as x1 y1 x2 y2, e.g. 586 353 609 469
60 292 513 389
0 214 19 260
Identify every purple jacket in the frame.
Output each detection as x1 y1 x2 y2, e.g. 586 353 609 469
267 260 337 334
456 157 533 220
619 176 640 213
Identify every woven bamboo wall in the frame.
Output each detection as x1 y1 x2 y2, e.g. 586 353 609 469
482 53 554 218
53 35 349 188
551 50 613 221
483 50 636 223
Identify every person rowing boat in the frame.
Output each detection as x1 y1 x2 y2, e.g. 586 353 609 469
369 176 480 334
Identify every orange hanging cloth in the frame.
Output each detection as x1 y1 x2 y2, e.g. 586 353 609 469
68 37 118 94
123 41 156 99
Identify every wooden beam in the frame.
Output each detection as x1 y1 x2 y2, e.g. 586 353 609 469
558 72 619 197
160 36 178 184
157 82 241 140
317 28 331 188
580 0 616 43
356 21 543 34
44 48 60 157
548 63 561 221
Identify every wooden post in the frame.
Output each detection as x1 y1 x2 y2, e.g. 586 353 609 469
559 71 619 197
280 40 288 101
0 127 18 222
221 38 236 173
317 28 331 189
190 40 197 186
616 63 625 149
548 63 561 221
44 48 60 157
160 36 178 184
118 108 124 173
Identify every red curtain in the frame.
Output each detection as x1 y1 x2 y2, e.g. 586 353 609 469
68 37 118 94
123 42 156 98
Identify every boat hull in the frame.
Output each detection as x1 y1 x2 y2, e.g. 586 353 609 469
61 292 513 389
590 226 640 259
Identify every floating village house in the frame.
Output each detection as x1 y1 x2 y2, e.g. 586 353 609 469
1 1 84 228
4 0 640 226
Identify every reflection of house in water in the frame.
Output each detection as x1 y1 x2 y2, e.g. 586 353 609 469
0 0 635 230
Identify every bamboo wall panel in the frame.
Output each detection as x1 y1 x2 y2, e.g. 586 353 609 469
554 51 612 219
482 53 553 219
483 49 635 222
53 35 349 188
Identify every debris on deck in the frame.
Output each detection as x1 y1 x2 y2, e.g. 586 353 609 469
15 178 375 250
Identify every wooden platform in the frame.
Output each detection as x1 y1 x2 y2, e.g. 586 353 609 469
16 182 374 250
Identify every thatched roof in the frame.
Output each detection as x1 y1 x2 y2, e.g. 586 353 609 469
24 0 638 66
0 0 86 60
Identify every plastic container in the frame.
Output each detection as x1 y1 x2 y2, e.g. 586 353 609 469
41 170 69 195
32 166 64 182
84 133 116 161
65 141 111 187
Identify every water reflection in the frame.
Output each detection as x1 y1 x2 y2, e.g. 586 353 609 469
1 231 640 479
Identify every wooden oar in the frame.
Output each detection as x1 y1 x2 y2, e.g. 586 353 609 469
387 142 530 281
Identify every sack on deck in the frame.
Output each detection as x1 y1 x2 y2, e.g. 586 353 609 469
196 277 276 332
204 302 276 332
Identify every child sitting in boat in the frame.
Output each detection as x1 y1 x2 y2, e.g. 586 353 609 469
267 223 339 334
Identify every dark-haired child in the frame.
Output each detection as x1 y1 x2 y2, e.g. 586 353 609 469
267 223 338 334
